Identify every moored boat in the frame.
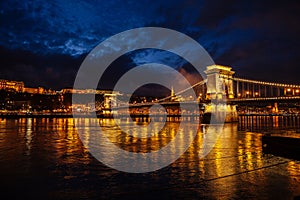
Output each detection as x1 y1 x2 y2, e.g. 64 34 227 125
262 133 300 160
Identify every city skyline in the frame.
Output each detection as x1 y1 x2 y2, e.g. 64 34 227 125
1 1 300 199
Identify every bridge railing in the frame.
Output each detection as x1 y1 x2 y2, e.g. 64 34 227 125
228 76 300 99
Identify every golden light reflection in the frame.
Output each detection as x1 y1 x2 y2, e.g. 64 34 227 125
273 116 279 128
286 161 300 196
238 141 245 171
100 118 180 153
25 118 32 156
287 161 300 182
49 118 87 165
18 118 26 133
1 116 299 198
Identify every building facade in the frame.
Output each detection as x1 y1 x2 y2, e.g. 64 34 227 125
0 79 25 92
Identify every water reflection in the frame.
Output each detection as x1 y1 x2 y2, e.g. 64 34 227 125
239 115 300 133
0 117 299 199
25 118 32 156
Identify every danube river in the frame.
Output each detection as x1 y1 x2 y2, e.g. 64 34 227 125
0 116 300 199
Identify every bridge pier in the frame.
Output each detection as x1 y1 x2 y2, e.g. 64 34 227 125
204 65 238 123
225 104 238 122
203 103 238 123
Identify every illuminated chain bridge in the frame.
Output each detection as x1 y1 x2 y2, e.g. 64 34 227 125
100 65 300 122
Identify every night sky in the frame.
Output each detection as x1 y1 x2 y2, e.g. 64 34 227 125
0 0 299 90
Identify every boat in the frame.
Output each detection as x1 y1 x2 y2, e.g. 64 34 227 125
262 133 300 160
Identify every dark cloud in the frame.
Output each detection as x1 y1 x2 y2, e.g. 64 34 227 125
0 0 299 89
0 46 83 89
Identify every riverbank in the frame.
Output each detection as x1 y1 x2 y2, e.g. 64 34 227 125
0 113 201 119
1 112 299 119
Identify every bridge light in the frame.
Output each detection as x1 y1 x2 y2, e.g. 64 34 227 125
255 92 259 96
246 91 249 95
296 89 299 93
287 88 291 92
238 93 241 97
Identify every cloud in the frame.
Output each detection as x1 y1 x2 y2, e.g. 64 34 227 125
130 49 187 68
0 0 299 89
0 0 168 57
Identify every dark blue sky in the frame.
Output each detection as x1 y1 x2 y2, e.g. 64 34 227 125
0 0 299 89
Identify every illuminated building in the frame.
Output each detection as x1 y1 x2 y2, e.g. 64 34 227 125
0 79 24 92
23 87 47 94
60 88 113 94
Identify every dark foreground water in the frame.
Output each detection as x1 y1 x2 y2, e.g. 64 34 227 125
0 116 300 199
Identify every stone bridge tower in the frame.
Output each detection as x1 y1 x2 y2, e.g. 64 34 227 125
203 65 238 122
205 65 235 100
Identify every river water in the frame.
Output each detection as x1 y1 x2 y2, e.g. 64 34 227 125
0 116 300 199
